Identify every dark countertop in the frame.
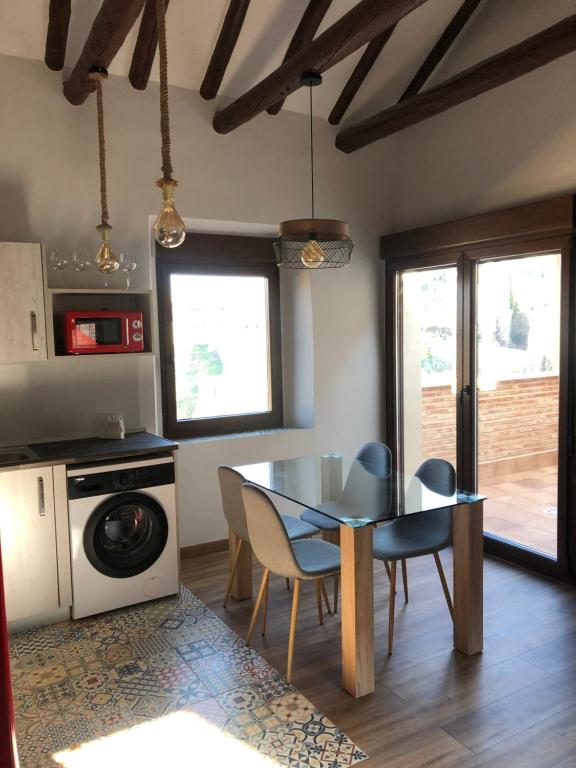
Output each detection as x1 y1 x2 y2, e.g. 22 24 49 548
0 431 178 470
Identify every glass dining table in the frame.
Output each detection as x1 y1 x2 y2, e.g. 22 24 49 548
231 454 485 698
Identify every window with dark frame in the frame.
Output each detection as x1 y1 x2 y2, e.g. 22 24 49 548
156 233 283 439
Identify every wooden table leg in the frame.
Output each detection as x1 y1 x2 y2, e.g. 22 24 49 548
340 524 374 698
229 528 252 601
452 501 483 655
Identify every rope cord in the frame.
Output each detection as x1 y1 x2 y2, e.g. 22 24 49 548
309 83 315 220
91 73 110 230
157 0 173 182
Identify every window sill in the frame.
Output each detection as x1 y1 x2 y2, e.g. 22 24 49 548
176 427 311 446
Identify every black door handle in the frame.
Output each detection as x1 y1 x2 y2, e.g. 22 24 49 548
460 385 472 405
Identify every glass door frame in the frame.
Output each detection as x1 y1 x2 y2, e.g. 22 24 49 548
387 252 463 476
384 233 575 582
463 235 573 579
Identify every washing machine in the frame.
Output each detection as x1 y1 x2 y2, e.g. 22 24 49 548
67 455 179 619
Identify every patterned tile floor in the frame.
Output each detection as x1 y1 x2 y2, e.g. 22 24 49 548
9 587 367 768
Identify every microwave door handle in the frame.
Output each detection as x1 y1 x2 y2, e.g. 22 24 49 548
125 317 130 346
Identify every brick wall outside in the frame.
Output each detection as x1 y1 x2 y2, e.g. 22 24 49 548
421 375 559 466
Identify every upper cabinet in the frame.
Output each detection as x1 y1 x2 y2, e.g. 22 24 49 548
0 242 47 362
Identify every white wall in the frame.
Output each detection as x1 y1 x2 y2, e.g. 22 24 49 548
382 0 576 232
0 54 390 546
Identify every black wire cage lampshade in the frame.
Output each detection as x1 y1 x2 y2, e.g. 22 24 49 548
274 218 353 269
274 72 353 269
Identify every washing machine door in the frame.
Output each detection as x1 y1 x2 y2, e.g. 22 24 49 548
83 492 169 578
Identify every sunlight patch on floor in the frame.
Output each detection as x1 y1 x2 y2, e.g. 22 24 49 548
53 710 282 768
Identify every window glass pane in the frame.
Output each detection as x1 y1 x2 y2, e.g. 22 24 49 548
477 253 560 558
400 267 458 475
170 274 271 421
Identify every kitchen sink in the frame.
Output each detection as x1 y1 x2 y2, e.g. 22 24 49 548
0 445 40 464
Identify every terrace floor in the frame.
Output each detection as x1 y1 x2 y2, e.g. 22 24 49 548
481 465 557 558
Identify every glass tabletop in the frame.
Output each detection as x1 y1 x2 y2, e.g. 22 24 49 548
233 454 485 528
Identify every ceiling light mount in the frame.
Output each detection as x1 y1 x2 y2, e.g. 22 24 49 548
300 71 322 88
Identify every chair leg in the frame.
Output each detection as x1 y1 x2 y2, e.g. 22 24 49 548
383 560 391 580
261 573 269 636
401 558 409 603
434 552 454 620
319 578 331 614
333 574 339 613
246 569 269 646
287 579 301 682
388 560 397 656
383 561 396 594
315 580 323 626
224 538 243 608
286 578 290 591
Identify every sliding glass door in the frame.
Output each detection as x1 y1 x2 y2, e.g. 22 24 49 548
389 236 572 577
475 252 561 560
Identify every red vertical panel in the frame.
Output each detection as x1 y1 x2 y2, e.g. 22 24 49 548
0 536 18 768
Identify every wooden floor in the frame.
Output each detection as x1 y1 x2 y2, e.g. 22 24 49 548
182 549 576 768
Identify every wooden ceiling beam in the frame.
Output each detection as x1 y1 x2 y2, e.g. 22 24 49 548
213 0 431 135
45 0 72 71
327 0 480 127
399 0 482 101
336 13 576 153
328 26 396 125
129 0 170 90
63 0 146 106
200 0 251 100
267 0 333 116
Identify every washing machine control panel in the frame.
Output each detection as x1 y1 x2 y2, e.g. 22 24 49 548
68 461 175 499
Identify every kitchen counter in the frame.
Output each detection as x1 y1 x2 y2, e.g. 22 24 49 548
0 431 178 470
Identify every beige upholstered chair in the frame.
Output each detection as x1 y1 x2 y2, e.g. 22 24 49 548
218 466 320 609
242 482 341 682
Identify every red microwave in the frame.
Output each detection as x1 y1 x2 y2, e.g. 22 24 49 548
61 311 144 354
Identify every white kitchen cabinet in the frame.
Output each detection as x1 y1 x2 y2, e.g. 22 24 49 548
0 466 61 623
0 242 47 362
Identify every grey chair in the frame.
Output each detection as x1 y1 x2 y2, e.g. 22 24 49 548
373 458 455 655
300 442 393 539
242 482 341 682
300 442 393 610
218 466 321 609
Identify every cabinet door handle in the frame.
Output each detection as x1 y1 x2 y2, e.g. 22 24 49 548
31 311 39 351
38 477 46 516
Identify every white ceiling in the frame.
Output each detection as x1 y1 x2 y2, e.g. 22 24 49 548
0 0 574 127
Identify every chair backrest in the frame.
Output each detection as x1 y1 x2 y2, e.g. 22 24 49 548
326 443 392 521
412 458 455 545
218 466 250 542
355 442 392 477
415 458 456 496
241 483 302 579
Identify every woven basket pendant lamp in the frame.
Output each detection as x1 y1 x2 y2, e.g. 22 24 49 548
153 0 185 248
89 67 120 274
274 72 353 269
